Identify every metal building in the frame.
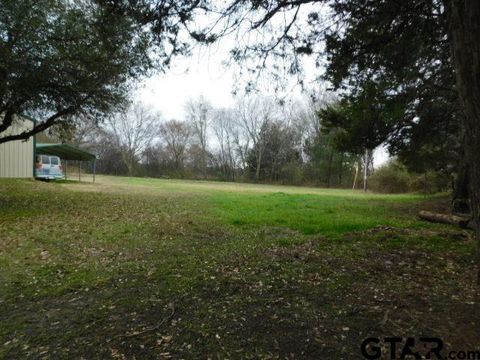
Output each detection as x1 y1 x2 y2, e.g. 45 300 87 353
0 116 34 178
0 116 96 180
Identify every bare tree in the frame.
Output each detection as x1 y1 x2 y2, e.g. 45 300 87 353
185 95 212 178
212 108 238 181
294 90 338 141
67 116 102 149
232 122 250 171
234 96 278 181
159 120 191 171
107 102 160 176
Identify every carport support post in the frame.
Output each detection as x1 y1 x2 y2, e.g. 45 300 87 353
93 160 96 183
65 160 68 180
79 162 81 182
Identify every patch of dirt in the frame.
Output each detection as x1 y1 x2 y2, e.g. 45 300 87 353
261 239 321 263
258 226 303 239
344 225 474 243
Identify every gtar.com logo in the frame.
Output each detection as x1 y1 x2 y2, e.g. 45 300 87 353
361 337 443 359
361 337 480 360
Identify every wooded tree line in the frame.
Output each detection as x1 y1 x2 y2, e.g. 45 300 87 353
54 95 376 188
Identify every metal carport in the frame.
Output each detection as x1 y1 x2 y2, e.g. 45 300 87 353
36 143 96 182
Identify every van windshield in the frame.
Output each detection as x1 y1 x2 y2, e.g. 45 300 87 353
41 156 50 164
50 157 59 165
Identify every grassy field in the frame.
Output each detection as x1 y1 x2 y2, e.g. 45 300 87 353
0 176 478 359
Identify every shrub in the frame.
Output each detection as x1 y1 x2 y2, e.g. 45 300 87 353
369 161 412 193
370 160 452 194
409 171 451 194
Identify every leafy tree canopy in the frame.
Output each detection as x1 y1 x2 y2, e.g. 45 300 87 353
321 0 462 174
0 0 204 143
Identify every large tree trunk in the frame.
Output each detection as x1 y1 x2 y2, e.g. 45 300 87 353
452 152 470 214
447 0 480 284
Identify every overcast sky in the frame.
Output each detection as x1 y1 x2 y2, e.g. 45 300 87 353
138 44 235 120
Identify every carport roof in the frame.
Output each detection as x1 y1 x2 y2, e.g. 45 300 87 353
36 143 96 161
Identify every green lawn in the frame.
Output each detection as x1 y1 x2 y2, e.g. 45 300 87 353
0 176 477 359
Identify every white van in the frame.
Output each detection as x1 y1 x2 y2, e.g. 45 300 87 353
35 155 64 180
